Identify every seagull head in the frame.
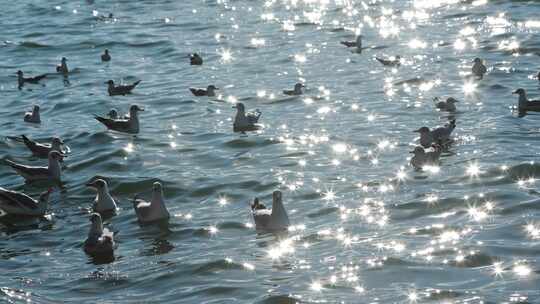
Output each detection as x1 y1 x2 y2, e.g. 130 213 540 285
513 88 526 95
16 70 23 76
409 146 425 155
104 49 109 55
130 105 144 113
473 57 482 64
207 85 218 91
105 80 114 85
48 151 63 162
52 137 64 147
294 83 305 91
33 105 40 112
414 126 430 134
86 179 107 190
89 213 104 232
61 57 67 63
446 97 459 104
233 103 245 111
272 190 282 202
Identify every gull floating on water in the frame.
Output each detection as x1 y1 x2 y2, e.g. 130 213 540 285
84 213 115 256
283 83 304 96
189 85 218 97
101 49 111 62
410 145 442 170
17 70 46 89
94 105 143 134
24 105 41 123
190 53 203 65
0 187 52 217
341 35 362 49
106 79 141 96
414 120 456 148
20 135 64 158
513 88 540 116
133 182 170 225
434 97 459 112
56 57 68 75
472 58 487 79
4 151 63 183
86 179 117 216
376 55 401 67
233 102 261 133
251 191 290 231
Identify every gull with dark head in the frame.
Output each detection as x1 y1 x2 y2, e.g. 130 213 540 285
410 145 442 170
86 179 117 216
56 57 69 75
233 102 262 133
106 79 141 96
4 151 63 183
133 182 170 225
251 191 290 232
84 213 115 256
283 83 304 96
17 70 46 89
94 104 143 134
0 188 52 217
189 85 218 97
101 49 111 62
24 105 41 123
472 57 487 79
414 120 456 148
513 88 540 116
190 53 203 65
434 97 459 112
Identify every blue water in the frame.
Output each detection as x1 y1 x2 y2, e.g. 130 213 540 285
1 0 540 303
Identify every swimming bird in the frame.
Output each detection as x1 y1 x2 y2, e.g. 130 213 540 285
86 179 117 215
537 71 540 82
251 198 267 210
189 85 218 97
190 53 203 65
4 151 63 183
16 70 46 89
20 135 64 158
414 120 456 148
94 104 143 134
84 213 115 256
251 191 290 231
340 35 362 48
101 49 111 62
513 88 540 114
24 105 41 123
283 83 304 96
106 79 141 96
410 145 442 170
434 97 459 112
233 103 261 133
376 55 401 67
132 182 170 225
472 58 487 79
0 188 52 217
56 57 68 75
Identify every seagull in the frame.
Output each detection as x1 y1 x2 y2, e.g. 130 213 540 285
108 109 119 119
84 213 115 256
414 120 456 148
190 53 203 65
513 88 540 113
251 197 267 210
189 85 218 97
101 49 111 62
0 188 52 217
24 105 41 123
410 145 442 170
20 135 64 158
472 58 487 79
340 35 362 48
94 105 143 134
106 79 141 96
86 179 117 215
252 191 290 231
17 70 46 89
4 151 63 183
132 182 170 225
434 97 459 112
233 103 262 133
376 55 401 67
283 83 304 96
56 57 69 75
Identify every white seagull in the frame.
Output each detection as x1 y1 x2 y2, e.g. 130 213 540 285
84 213 115 255
24 105 41 123
233 103 262 133
414 120 456 148
94 105 144 134
4 151 63 183
252 191 290 231
0 188 52 217
133 182 170 225
86 179 117 215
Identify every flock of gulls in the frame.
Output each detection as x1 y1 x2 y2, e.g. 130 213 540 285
1 31 539 261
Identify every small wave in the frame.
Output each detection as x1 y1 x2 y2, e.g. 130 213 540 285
256 295 301 304
191 259 243 275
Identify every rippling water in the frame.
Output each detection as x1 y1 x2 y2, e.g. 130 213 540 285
2 0 540 303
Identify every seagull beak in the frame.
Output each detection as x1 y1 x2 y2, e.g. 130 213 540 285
409 151 415 154
413 129 421 133
232 105 237 108
512 90 518 94
86 181 96 187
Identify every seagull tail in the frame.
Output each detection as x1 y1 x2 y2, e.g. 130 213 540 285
132 80 141 88
376 57 384 64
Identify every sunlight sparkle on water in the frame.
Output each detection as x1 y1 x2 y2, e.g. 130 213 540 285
219 48 233 63
463 81 477 95
513 264 531 277
466 163 481 177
